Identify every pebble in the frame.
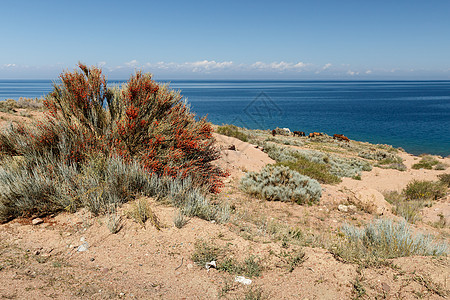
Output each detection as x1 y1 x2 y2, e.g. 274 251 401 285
235 276 252 285
32 218 43 225
338 205 348 212
77 242 89 252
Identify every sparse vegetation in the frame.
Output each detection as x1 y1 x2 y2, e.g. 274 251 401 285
106 208 123 234
191 240 222 267
240 165 322 204
438 173 450 187
277 155 341 184
278 248 306 272
0 98 43 113
403 180 446 201
218 255 262 278
334 219 447 265
383 190 425 223
216 124 249 142
434 163 447 170
173 210 189 228
263 142 371 181
127 198 160 229
412 155 440 170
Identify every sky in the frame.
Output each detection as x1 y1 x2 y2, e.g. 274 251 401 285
1 0 450 80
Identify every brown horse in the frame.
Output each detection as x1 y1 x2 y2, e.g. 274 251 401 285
333 134 350 142
308 132 323 138
293 131 305 137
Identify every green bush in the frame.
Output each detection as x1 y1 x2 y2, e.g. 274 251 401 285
240 165 321 204
219 255 262 278
0 139 228 224
216 124 249 142
335 219 447 264
191 240 222 266
403 180 446 201
263 142 371 180
438 173 450 187
358 150 403 164
277 156 341 184
434 163 448 170
412 156 439 170
383 191 425 224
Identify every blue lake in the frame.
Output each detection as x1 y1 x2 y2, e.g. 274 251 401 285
1 80 449 156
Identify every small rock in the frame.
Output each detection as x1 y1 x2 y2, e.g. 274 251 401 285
205 260 216 270
90 258 95 262
381 282 390 293
77 242 89 252
32 218 43 225
187 264 193 270
34 250 40 255
235 275 252 285
228 145 236 151
348 205 357 212
338 204 348 212
101 267 109 273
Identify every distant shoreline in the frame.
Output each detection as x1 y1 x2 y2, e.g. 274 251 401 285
1 80 449 157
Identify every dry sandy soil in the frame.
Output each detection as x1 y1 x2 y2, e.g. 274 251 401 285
0 110 449 299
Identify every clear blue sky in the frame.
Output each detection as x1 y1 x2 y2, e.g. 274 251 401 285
1 0 450 79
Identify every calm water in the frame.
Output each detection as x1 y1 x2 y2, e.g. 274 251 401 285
1 80 449 156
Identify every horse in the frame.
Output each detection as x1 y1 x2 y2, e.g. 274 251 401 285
293 131 305 137
333 134 350 142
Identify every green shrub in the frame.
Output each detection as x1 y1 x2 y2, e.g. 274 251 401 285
0 149 228 224
383 191 425 223
403 180 446 201
191 240 222 266
412 156 439 170
376 163 407 171
218 255 262 278
216 124 249 142
434 163 448 170
358 150 403 164
240 165 321 204
263 142 371 180
335 219 447 264
173 210 189 228
438 173 450 187
127 198 160 229
277 156 341 184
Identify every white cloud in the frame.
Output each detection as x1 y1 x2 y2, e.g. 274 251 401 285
125 60 138 67
184 60 233 72
346 70 359 76
251 61 307 71
322 63 332 70
365 70 372 74
3 64 16 68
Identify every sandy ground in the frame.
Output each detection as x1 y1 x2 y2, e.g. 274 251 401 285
0 113 449 299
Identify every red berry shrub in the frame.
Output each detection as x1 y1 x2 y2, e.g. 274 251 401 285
39 63 226 192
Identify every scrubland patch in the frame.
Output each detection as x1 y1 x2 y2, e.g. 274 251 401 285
333 219 448 265
240 165 321 204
